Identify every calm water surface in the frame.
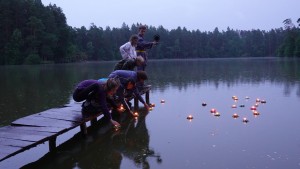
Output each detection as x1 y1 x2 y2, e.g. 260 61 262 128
1 58 300 169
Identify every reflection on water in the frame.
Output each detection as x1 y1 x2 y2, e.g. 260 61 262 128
1 58 300 169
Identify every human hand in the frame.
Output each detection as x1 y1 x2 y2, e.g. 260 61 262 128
110 119 120 127
144 103 150 111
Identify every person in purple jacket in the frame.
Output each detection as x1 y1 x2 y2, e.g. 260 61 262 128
108 70 150 115
136 25 158 71
73 78 121 126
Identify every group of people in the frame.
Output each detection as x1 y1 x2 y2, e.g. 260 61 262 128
72 25 159 127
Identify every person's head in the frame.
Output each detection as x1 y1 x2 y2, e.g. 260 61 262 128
130 34 139 47
135 56 144 66
136 71 148 84
105 78 120 96
138 25 147 36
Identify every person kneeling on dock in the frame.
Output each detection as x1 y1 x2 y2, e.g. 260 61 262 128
113 56 145 71
73 78 121 126
108 70 150 115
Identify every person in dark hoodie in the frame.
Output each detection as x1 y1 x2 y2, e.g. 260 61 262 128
73 78 121 126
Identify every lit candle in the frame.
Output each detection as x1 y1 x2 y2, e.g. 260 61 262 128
242 117 249 123
133 112 139 117
214 112 220 117
254 103 259 107
232 105 237 108
260 100 267 104
232 113 239 118
250 106 257 110
160 100 165 103
187 115 193 120
202 102 207 106
253 111 260 116
113 125 121 131
210 108 217 113
256 98 260 102
232 96 238 100
245 96 250 99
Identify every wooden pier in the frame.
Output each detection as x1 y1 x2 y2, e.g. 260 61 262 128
0 85 151 162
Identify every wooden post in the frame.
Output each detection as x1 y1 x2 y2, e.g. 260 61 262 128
146 91 150 104
91 118 97 126
49 136 57 152
134 97 139 110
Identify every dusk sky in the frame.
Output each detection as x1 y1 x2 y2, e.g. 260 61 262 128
41 0 299 31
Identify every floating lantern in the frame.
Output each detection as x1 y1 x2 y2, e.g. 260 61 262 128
240 104 245 107
113 125 121 131
202 102 207 106
260 100 267 104
250 106 257 110
232 96 238 100
242 117 249 123
118 104 125 112
232 105 237 108
187 115 194 120
253 111 260 116
210 108 217 113
256 98 260 102
245 96 250 99
214 112 220 117
232 113 239 118
160 100 165 103
133 112 139 117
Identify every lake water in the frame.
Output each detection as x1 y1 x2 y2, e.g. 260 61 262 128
1 58 300 169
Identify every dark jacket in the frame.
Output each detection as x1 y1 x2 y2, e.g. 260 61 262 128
114 59 136 71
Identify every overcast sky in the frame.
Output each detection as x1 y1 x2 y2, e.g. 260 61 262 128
41 0 299 31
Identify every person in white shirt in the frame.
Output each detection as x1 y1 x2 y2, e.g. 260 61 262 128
119 34 139 59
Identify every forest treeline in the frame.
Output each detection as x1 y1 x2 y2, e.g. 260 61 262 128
0 0 300 65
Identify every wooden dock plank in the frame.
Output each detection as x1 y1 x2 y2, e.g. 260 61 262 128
0 126 56 137
1 126 65 133
35 111 83 122
0 131 48 142
11 116 80 128
0 138 34 147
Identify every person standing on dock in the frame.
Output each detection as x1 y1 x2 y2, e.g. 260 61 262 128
136 25 158 71
119 34 139 60
73 78 121 126
108 70 150 114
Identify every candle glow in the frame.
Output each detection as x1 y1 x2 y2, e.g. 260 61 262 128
210 108 217 113
232 113 239 118
187 115 193 120
242 117 249 123
214 112 220 117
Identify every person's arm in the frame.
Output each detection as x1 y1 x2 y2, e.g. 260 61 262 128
137 37 154 50
116 88 134 115
98 89 120 126
132 87 149 110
